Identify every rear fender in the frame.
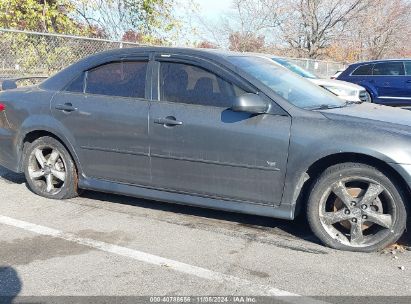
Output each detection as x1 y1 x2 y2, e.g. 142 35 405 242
16 115 83 175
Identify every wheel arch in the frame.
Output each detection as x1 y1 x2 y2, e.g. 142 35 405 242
358 83 377 100
292 152 411 217
18 129 82 176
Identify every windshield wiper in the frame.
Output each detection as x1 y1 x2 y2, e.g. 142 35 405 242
307 100 363 110
305 104 345 110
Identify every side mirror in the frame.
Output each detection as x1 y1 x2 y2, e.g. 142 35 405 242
231 93 269 114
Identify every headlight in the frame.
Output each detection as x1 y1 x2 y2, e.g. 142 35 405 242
321 86 357 97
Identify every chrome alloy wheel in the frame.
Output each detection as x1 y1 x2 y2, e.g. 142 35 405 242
319 178 396 248
27 146 67 195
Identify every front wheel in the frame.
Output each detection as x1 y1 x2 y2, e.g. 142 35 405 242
365 91 373 103
23 136 79 200
307 163 407 252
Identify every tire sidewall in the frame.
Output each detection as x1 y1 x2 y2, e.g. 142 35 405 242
307 163 407 252
366 90 373 103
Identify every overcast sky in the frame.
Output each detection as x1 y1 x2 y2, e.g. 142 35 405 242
190 0 232 20
175 0 234 44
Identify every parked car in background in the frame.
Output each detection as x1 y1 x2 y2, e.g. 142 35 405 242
0 47 410 252
331 70 344 79
272 57 370 103
337 59 411 106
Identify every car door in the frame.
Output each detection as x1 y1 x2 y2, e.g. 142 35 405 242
148 55 291 206
372 61 407 105
348 63 374 87
51 58 152 186
404 61 411 99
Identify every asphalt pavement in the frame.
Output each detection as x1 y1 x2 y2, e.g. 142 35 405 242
0 165 410 301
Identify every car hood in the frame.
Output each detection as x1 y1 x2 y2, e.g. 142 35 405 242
320 103 411 129
309 78 364 90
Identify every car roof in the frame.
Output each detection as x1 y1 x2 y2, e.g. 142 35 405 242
80 46 249 60
41 46 275 92
350 58 411 66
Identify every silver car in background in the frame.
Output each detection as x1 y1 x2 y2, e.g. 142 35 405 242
272 57 371 103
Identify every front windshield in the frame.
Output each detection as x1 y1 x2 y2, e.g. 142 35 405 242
228 56 345 109
272 58 318 79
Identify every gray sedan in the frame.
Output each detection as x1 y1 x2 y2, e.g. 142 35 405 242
0 47 409 252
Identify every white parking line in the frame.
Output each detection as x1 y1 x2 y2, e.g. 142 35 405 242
0 215 325 304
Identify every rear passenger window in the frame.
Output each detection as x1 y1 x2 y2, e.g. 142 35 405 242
66 74 84 93
373 62 405 76
85 61 148 98
159 62 245 107
352 64 373 76
404 62 411 76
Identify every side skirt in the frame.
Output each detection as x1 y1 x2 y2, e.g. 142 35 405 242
78 177 295 220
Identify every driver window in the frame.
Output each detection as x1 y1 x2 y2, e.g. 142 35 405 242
159 62 245 107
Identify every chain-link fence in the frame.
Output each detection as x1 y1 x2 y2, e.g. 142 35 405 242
0 28 345 80
288 57 346 78
0 28 141 79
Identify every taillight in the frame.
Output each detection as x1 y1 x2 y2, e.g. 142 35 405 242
0 103 5 112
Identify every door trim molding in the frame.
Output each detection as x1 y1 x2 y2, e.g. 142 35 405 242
379 96 411 100
80 146 281 171
81 146 149 157
150 153 280 171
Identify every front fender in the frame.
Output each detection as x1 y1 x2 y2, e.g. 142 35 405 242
359 83 378 100
281 116 411 217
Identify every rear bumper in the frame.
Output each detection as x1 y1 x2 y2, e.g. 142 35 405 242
0 128 20 172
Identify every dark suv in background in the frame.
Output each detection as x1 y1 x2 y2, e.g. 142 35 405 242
337 59 411 106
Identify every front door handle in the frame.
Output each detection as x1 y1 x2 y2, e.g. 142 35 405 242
406 80 411 83
55 103 78 113
154 116 183 127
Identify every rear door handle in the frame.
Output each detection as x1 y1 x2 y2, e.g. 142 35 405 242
55 103 78 113
406 80 411 83
154 116 183 127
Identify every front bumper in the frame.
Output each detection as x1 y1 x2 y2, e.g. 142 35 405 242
338 90 370 103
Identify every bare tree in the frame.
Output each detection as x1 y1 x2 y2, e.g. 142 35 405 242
73 0 178 41
196 41 218 49
190 0 280 50
324 0 411 61
279 0 369 59
228 31 265 52
355 0 411 60
227 0 280 35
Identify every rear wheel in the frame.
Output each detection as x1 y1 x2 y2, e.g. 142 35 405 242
23 136 79 200
307 163 407 252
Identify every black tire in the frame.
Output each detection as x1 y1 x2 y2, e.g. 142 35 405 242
307 162 407 252
366 91 373 103
23 136 79 200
